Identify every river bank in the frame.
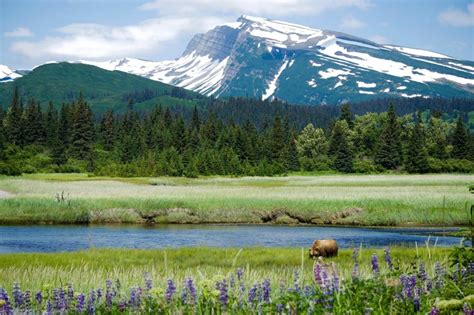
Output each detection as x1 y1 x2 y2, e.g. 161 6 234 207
0 173 472 226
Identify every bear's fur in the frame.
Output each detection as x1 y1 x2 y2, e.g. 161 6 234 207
308 239 338 258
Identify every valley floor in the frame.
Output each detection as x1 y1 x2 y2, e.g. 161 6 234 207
0 173 472 226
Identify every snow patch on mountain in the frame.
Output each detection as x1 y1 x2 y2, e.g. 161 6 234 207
262 58 288 100
384 45 451 59
0 65 22 82
357 81 376 88
319 68 353 79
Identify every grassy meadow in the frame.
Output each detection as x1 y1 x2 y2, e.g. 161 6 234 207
1 247 472 314
0 173 472 226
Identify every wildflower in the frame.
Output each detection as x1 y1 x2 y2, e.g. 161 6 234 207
314 262 323 285
217 279 228 307
384 247 393 270
248 284 258 304
352 247 359 263
331 262 340 292
45 299 53 315
352 262 360 280
186 278 197 305
97 288 102 303
262 279 271 303
293 271 301 293
118 300 127 312
87 290 96 314
165 279 176 302
464 302 474 315
129 287 140 309
67 283 74 302
144 273 153 291
35 291 43 305
413 287 421 312
236 268 243 281
76 293 85 313
12 283 23 308
429 306 440 315
434 262 445 289
419 262 427 282
276 303 284 314
23 290 31 312
371 254 379 275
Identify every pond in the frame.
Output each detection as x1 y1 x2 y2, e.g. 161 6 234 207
0 225 467 253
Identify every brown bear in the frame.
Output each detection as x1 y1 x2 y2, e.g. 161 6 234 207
308 239 338 258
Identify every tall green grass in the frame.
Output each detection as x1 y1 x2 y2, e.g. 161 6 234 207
0 247 453 293
0 174 472 225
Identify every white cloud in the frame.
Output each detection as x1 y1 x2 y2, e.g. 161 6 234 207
369 35 388 44
139 0 371 16
439 2 474 27
9 0 371 61
4 27 33 37
11 16 226 60
340 16 366 29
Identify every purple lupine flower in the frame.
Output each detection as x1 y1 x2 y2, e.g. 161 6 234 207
23 290 31 313
236 268 243 281
217 280 228 307
413 287 421 312
12 283 23 308
419 262 427 282
0 288 13 315
314 262 323 285
352 247 359 262
45 299 53 315
371 254 379 275
76 293 85 313
186 278 196 305
276 303 284 314
87 290 96 314
464 302 474 315
35 291 42 305
321 265 332 295
384 247 393 270
434 262 445 289
129 288 140 309
144 273 153 291
165 279 176 302
352 262 360 280
248 284 258 304
429 306 440 315
262 279 271 303
293 271 301 293
58 287 66 311
118 300 127 312
67 283 74 301
52 288 59 311
97 288 102 304
332 262 340 292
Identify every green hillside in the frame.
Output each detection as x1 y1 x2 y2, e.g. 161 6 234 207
0 62 204 113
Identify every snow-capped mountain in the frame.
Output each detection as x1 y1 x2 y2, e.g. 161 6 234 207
5 16 474 104
0 65 23 82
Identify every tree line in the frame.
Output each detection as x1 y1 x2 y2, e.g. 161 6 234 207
0 88 473 177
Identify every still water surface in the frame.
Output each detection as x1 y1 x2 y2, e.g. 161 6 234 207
0 225 467 253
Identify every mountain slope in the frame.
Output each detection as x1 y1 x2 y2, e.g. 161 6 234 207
79 15 474 105
0 62 204 113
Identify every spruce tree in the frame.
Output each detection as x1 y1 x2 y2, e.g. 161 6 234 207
375 104 401 170
339 103 354 129
329 120 353 172
70 94 95 159
45 101 59 148
99 109 116 151
5 87 24 146
23 99 45 145
405 112 429 173
451 116 469 159
271 116 285 162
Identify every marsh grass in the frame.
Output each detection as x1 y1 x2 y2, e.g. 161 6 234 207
0 174 472 225
0 247 453 293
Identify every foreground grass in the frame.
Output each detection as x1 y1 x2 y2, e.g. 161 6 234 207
1 247 472 314
0 173 472 226
0 247 453 292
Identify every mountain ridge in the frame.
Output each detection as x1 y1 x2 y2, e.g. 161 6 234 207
2 15 473 105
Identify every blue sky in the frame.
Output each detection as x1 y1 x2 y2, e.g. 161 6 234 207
1 0 473 69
